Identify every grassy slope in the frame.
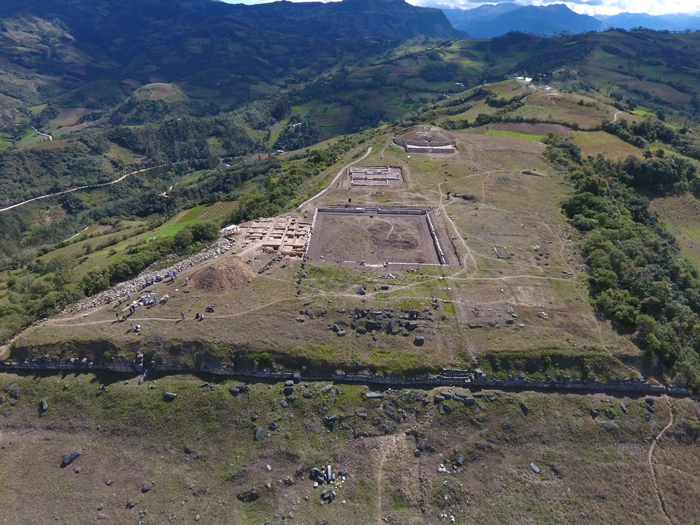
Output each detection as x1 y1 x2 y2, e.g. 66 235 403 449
0 372 697 524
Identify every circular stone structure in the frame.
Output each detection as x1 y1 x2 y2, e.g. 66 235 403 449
393 126 457 154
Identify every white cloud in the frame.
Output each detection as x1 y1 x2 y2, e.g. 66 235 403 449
223 0 700 16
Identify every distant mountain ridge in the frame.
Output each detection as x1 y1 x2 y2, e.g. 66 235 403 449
189 0 470 40
443 3 700 38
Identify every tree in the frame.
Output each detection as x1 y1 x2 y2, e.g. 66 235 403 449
174 228 194 250
190 221 219 243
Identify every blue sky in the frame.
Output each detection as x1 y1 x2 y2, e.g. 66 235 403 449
221 0 700 16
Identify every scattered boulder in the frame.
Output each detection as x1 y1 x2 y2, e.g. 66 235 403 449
40 399 49 412
414 336 425 346
644 412 651 421
550 463 561 476
125 500 135 509
61 451 81 468
520 402 530 415
456 455 464 466
530 463 541 474
237 490 259 503
364 392 384 399
163 392 177 400
303 392 314 398
645 397 655 407
620 402 628 413
254 427 262 440
229 387 240 395
269 422 278 431
142 483 152 493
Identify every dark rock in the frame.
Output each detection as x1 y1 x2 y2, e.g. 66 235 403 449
456 455 464 466
440 392 453 400
40 399 48 412
599 423 614 432
442 404 453 413
321 490 336 502
229 386 240 395
199 382 209 388
61 451 80 468
237 490 259 503
605 409 615 419
414 336 425 346
590 409 599 420
464 398 476 406
384 410 399 422
285 380 294 387
550 463 561 476
519 402 530 415
644 412 651 421
328 390 335 407
476 444 485 450
287 395 297 402
356 412 367 419
438 404 445 415
283 386 294 396
163 392 177 400
303 392 314 398
3 383 15 393
280 399 288 409
339 469 348 477
414 450 421 457
269 422 278 431
303 423 312 432
142 483 152 493
9 388 19 399
620 402 628 413
254 427 262 440
503 424 512 430
596 493 606 500
645 397 655 407
125 500 135 509
434 395 445 403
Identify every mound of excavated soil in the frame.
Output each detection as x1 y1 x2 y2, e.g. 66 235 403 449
190 257 255 293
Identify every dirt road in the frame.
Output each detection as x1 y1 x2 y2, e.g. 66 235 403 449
0 164 168 214
296 146 372 211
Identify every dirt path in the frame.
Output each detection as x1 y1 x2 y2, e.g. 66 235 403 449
0 164 174 214
648 397 674 524
296 146 372 211
31 126 53 141
375 433 403 523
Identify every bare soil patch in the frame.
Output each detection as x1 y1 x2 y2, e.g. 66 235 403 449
490 122 570 137
308 211 440 265
190 256 255 293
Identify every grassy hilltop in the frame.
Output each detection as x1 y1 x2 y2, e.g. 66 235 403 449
2 2 700 521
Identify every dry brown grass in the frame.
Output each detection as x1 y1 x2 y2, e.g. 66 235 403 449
1 372 697 524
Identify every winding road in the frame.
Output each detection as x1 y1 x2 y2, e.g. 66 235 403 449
0 164 167 214
296 146 372 211
31 126 53 142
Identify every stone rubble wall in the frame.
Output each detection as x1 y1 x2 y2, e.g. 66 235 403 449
0 359 688 397
63 237 236 313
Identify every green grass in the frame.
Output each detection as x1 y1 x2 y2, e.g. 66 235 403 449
485 130 545 141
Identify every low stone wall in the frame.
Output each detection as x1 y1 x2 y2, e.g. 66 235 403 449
0 359 688 397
